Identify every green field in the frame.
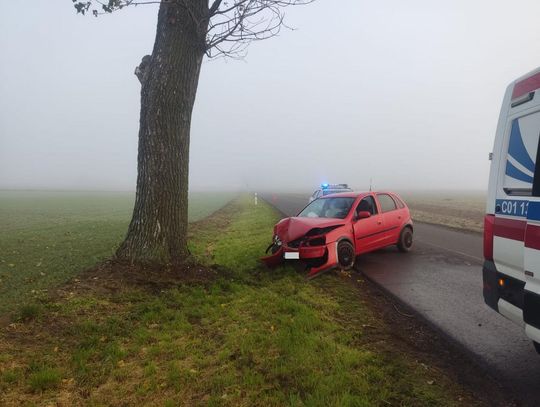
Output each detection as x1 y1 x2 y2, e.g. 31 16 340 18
0 190 235 316
0 195 489 406
400 191 486 233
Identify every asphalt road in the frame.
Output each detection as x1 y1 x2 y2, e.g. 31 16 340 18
262 192 540 406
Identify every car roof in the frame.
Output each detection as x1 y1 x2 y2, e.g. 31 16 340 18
319 191 399 199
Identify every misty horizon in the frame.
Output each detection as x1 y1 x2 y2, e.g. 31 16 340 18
2 0 540 192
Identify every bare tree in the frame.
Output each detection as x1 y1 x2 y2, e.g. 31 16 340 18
72 0 312 266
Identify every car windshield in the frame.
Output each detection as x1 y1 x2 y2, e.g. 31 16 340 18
298 197 356 219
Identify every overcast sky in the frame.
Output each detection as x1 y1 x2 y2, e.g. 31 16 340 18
2 0 540 192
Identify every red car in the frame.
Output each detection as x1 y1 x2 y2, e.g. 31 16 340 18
261 191 413 278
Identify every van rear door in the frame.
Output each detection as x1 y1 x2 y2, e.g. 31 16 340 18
524 199 540 343
493 111 540 281
513 104 540 344
524 125 540 343
491 103 540 326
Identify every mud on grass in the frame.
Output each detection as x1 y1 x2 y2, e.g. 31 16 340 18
58 260 223 297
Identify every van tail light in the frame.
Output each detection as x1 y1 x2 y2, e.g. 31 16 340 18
484 214 495 260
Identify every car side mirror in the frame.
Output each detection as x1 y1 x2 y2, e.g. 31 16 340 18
357 211 371 220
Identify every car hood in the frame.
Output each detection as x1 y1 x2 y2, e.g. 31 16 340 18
275 217 345 243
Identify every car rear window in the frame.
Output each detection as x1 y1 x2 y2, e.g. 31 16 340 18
377 194 397 213
393 195 405 208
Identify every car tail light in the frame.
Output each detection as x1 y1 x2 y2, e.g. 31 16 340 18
484 214 495 260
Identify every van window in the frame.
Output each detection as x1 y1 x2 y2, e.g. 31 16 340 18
503 111 540 196
377 194 397 213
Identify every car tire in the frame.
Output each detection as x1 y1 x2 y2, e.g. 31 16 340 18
337 240 355 270
533 341 540 355
397 227 413 253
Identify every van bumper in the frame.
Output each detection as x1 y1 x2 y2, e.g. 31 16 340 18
483 260 525 313
524 290 540 330
483 260 499 311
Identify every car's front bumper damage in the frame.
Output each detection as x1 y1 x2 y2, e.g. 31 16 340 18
261 240 339 278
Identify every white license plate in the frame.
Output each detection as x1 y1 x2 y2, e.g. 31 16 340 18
284 252 300 260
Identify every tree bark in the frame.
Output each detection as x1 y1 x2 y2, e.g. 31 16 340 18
116 1 208 265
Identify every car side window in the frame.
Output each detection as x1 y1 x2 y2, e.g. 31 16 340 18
393 195 405 209
377 194 397 213
356 196 378 215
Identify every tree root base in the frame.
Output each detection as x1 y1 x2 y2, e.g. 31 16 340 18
59 259 224 296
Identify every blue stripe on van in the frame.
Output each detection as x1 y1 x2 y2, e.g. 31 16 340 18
527 201 540 222
506 161 534 183
508 119 536 173
496 199 529 217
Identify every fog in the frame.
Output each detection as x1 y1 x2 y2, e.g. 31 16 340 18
2 0 540 192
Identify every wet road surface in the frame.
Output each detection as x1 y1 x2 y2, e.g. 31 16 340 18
261 192 540 406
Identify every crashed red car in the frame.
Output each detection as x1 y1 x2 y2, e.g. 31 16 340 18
262 191 413 278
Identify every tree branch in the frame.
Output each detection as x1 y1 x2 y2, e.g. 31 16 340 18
72 0 314 59
204 0 313 58
208 0 224 16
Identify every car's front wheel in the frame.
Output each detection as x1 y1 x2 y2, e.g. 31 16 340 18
337 240 355 270
397 227 413 252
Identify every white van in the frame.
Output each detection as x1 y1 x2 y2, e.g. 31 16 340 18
484 67 540 352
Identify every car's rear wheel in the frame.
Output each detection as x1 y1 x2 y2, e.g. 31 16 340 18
337 240 355 270
533 341 540 355
397 226 413 252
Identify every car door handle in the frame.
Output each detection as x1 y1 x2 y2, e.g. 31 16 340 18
377 221 382 225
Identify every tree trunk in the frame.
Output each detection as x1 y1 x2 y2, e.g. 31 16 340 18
116 1 207 266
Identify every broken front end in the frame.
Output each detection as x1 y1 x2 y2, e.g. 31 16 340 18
261 218 348 278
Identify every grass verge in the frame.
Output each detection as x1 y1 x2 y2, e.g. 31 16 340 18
0 196 504 406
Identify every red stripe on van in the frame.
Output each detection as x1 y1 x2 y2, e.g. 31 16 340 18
525 224 540 250
512 72 540 99
493 217 526 242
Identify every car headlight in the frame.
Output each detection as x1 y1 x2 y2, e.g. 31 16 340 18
273 235 282 246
